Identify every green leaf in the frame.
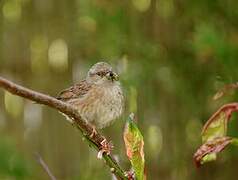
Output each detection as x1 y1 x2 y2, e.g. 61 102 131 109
231 138 238 146
123 114 145 180
202 111 227 142
201 103 238 142
201 153 217 164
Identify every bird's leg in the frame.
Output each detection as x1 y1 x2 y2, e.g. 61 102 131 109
87 124 114 158
97 138 114 159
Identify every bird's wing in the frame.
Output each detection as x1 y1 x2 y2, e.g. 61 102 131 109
56 80 92 101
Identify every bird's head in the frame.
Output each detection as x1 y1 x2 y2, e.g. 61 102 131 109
87 62 119 84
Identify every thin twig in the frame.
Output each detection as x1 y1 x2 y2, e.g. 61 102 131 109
213 82 238 100
35 153 57 180
0 77 127 179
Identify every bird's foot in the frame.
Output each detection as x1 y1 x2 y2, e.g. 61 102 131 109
97 139 114 159
125 170 135 180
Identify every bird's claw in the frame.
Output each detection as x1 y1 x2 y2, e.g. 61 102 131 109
125 170 135 180
89 126 97 138
97 139 114 159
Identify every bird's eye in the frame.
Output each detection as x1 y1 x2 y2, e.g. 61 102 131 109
96 72 104 77
95 71 112 78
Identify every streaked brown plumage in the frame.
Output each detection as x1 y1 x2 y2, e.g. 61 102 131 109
57 80 92 101
57 62 124 129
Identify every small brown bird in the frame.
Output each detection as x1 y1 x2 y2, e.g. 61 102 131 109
57 62 124 135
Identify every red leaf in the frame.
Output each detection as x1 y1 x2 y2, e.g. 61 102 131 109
123 114 145 180
193 137 232 167
194 103 238 167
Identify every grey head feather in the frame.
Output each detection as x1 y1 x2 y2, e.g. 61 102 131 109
87 62 112 77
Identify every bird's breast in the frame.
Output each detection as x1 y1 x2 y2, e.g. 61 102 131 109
94 84 124 128
71 83 124 129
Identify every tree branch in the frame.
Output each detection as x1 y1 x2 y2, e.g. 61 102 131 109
35 153 57 180
0 77 127 179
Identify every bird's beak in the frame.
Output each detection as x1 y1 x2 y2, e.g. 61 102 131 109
107 72 119 81
112 72 119 81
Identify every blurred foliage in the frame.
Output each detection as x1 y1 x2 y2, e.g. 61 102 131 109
0 136 30 179
0 0 238 179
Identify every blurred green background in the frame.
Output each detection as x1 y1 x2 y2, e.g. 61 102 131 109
0 0 238 179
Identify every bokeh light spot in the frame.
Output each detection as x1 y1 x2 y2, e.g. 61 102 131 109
0 110 6 129
156 0 174 18
132 0 151 12
24 103 42 140
30 35 49 73
48 39 68 72
129 86 138 113
2 0 22 22
24 102 42 130
78 16 97 33
147 125 163 155
4 91 23 118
